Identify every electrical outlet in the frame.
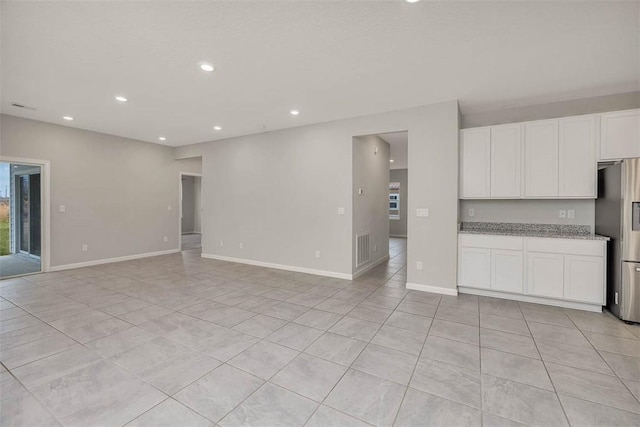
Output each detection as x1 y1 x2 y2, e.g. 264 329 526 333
59 205 66 213
163 236 168 242
82 244 88 252
220 240 224 247
315 250 320 258
167 205 172 211
567 209 575 219
468 208 475 217
416 261 423 271
559 210 567 219
239 242 243 249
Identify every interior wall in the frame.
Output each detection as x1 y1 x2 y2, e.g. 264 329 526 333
179 100 459 289
181 176 195 233
0 114 202 268
460 199 595 230
352 135 390 274
389 168 408 237
461 91 640 128
194 176 202 233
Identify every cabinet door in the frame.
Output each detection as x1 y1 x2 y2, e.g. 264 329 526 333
459 247 491 289
460 128 491 198
559 116 596 198
527 252 564 298
600 109 640 160
491 124 522 198
491 250 523 293
525 120 559 197
564 255 604 304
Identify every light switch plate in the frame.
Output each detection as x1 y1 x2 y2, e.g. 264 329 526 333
416 208 429 217
337 207 345 215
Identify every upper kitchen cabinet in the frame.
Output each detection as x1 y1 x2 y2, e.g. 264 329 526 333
460 127 491 198
559 115 597 198
491 124 522 198
525 119 559 197
600 109 640 161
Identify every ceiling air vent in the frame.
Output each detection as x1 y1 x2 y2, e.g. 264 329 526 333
10 102 36 110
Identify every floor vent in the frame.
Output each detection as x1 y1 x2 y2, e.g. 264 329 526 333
356 233 371 268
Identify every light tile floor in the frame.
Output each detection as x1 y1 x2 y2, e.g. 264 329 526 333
1 238 640 426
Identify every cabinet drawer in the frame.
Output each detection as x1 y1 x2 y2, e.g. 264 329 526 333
526 238 604 257
459 234 523 250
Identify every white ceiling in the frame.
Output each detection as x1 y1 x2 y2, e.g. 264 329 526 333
379 131 408 170
2 1 638 147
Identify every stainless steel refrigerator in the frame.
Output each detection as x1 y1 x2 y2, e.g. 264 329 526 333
595 158 640 323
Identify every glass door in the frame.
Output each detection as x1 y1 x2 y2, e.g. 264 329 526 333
15 171 41 258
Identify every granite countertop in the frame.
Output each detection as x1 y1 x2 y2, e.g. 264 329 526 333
458 222 610 241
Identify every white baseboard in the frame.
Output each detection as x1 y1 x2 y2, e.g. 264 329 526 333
50 248 181 272
389 234 407 238
458 287 603 313
406 282 458 296
201 253 353 280
352 255 390 279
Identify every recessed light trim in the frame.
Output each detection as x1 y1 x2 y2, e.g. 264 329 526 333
63 116 74 121
290 110 300 116
213 126 222 131
406 0 421 3
158 136 167 141
115 95 128 102
199 63 215 72
390 159 394 163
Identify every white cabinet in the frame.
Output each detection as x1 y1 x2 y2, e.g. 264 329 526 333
491 124 522 198
459 247 491 289
527 252 564 299
600 109 640 161
564 255 605 304
525 120 559 197
492 250 523 293
458 234 606 310
559 115 597 198
460 128 491 198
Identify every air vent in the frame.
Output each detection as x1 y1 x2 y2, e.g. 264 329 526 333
356 233 371 268
10 102 36 110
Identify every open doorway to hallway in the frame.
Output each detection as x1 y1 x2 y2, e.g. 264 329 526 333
0 162 43 278
180 174 202 251
381 131 408 279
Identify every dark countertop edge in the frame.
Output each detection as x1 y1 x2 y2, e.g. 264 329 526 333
458 229 611 241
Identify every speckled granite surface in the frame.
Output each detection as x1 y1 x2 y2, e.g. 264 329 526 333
458 222 610 241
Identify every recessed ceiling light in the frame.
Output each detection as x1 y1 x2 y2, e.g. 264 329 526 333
158 136 167 141
115 95 128 102
213 126 222 131
62 116 74 121
290 110 300 116
390 159 394 162
199 63 215 72
406 0 421 3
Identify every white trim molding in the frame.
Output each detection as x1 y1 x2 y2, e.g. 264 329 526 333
201 253 353 280
352 255 390 279
406 282 459 296
50 249 180 272
458 287 602 313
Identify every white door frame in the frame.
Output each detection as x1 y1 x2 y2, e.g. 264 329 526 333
178 171 202 250
0 156 51 273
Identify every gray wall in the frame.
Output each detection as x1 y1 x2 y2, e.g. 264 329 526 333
0 114 202 268
460 200 595 230
389 168 408 237
178 100 459 290
352 135 390 274
181 176 196 233
461 91 639 128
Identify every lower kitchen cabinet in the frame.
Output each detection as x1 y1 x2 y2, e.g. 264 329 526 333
527 252 564 299
458 234 606 311
564 255 605 304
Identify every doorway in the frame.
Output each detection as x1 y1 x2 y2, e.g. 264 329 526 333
180 173 202 251
0 162 43 278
